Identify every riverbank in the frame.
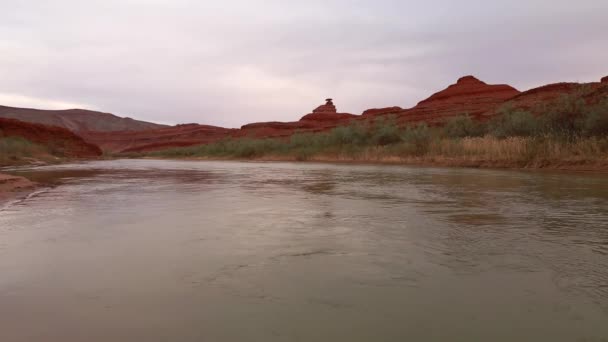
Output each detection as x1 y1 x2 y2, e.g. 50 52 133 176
142 155 608 173
132 135 608 173
0 173 37 203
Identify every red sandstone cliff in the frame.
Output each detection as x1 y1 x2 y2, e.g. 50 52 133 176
0 118 102 157
362 76 521 125
2 74 606 154
238 99 357 140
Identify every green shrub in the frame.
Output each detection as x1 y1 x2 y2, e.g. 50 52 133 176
536 93 587 137
370 116 402 145
399 123 431 155
490 107 538 138
327 122 367 146
444 114 485 138
580 99 608 137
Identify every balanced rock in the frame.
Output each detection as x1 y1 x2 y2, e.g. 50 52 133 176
312 98 337 113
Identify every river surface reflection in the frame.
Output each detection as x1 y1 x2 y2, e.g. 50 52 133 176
1 160 607 341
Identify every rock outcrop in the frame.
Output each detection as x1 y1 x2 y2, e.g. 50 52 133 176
236 99 359 141
487 78 608 117
360 76 520 124
299 99 356 122
399 76 520 123
362 107 403 116
312 98 337 113
0 118 102 157
601 76 608 83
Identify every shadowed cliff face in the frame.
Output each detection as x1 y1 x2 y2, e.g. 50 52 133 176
0 118 102 158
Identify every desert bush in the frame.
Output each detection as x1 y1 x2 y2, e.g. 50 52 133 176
443 114 486 138
579 99 608 137
370 116 402 145
326 122 368 146
394 123 431 155
490 106 539 138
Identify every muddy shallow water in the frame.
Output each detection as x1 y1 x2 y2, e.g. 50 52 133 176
1 159 607 341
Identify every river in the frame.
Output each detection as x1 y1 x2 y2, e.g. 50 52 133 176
1 159 607 341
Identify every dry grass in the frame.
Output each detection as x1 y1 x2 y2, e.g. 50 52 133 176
226 136 608 171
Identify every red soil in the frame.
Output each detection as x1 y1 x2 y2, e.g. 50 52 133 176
0 118 102 157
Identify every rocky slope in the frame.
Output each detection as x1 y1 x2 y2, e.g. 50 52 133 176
0 106 167 132
0 118 102 157
488 77 608 116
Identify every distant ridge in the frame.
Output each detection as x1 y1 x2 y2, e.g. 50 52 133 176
2 74 606 154
0 105 167 132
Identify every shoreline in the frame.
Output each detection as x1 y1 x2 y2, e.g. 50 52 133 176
0 173 38 206
136 155 608 174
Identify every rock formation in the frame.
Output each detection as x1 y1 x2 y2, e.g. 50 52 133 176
401 76 520 122
2 74 606 154
360 76 520 124
312 98 337 113
362 107 403 116
236 99 358 143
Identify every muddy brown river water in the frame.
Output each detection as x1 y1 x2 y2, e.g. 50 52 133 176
1 159 608 341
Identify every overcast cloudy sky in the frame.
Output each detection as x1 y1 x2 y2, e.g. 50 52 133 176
1 0 607 127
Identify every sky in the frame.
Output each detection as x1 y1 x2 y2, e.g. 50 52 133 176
1 0 607 127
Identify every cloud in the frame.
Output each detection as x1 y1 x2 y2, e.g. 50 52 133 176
0 0 606 127
0 93 93 111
